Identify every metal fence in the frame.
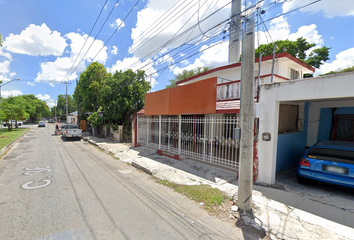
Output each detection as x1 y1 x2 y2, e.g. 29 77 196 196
137 115 240 170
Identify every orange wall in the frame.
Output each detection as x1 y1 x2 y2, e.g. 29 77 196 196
144 77 216 116
169 77 216 115
144 88 170 115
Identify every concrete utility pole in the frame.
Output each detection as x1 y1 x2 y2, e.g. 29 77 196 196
63 81 71 124
228 0 242 63
238 16 255 212
76 79 80 127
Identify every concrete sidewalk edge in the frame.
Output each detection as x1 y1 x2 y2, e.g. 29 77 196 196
0 128 30 159
81 134 354 240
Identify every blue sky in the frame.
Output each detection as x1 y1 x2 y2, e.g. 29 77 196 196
0 0 353 109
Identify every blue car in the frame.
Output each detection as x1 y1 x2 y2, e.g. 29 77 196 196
297 141 354 189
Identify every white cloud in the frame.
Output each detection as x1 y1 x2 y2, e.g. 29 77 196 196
36 94 51 101
27 82 35 86
66 32 107 64
282 0 354 18
0 48 12 60
316 48 354 75
35 57 81 83
0 48 16 80
35 32 108 83
108 56 158 87
37 94 56 108
46 100 56 108
256 16 323 48
4 23 67 56
110 18 125 29
0 60 16 81
49 83 55 87
130 0 231 58
172 40 228 75
2 90 22 98
111 46 118 55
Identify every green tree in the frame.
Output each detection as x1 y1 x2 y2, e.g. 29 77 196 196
19 95 50 122
255 37 330 69
1 96 29 130
166 66 213 88
55 94 76 120
78 62 109 113
101 69 150 125
321 64 354 76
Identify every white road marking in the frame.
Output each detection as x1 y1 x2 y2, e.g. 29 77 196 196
21 180 52 190
24 166 52 176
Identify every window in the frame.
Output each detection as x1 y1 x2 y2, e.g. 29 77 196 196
290 68 299 80
307 148 354 163
278 104 299 133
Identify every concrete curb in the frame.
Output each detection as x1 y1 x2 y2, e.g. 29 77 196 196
131 161 153 175
0 128 30 159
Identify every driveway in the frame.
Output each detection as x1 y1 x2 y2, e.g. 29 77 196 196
257 167 354 228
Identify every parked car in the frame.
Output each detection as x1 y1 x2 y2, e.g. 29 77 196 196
38 121 46 127
3 120 23 127
61 124 82 140
297 141 354 188
48 119 54 123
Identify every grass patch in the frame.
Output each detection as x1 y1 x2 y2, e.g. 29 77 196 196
157 179 226 212
0 128 28 150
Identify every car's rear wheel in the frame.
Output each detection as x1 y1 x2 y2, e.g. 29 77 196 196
297 174 310 184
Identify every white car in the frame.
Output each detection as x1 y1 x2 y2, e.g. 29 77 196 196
61 124 82 140
3 120 23 127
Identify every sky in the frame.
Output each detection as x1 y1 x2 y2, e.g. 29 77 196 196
0 0 353 109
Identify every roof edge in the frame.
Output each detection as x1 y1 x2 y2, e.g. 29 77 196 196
176 52 314 85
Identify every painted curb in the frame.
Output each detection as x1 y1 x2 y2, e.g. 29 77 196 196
0 128 30 159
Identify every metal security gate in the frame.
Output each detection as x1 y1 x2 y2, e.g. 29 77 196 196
137 115 240 170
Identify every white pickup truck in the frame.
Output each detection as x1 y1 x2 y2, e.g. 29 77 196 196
61 124 82 141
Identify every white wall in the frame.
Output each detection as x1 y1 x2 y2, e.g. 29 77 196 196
257 72 354 184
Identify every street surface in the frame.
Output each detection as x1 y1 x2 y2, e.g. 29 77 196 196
0 123 246 240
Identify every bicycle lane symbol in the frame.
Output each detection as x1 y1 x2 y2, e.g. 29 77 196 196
21 166 53 190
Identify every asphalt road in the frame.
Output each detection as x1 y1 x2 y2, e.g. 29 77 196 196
0 123 246 240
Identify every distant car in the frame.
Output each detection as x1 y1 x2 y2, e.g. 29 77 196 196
38 121 46 127
297 141 354 189
48 119 54 123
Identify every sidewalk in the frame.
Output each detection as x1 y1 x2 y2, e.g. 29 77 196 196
81 132 354 240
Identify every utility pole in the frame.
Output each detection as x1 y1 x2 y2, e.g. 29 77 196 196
76 79 80 128
62 81 71 124
228 0 242 63
55 103 57 122
238 16 255 212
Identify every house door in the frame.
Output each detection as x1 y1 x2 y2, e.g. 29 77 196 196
334 114 354 141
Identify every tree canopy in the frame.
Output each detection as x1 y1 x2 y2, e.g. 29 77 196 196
321 64 354 76
0 33 3 47
165 66 213 88
19 95 51 122
51 94 76 120
255 37 330 69
78 62 109 113
1 96 29 130
101 69 150 125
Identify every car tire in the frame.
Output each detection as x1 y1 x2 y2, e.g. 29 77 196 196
297 174 309 184
64 135 67 141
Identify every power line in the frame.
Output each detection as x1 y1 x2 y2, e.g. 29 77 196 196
64 0 121 84
61 0 110 83
90 0 142 63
